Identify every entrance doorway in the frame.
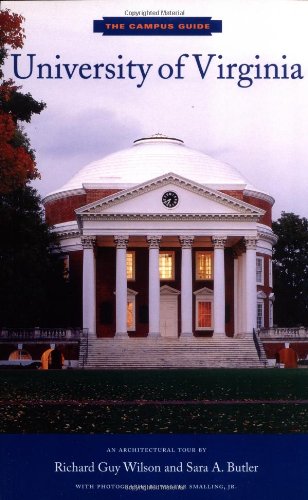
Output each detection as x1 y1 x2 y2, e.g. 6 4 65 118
41 348 64 370
160 285 180 338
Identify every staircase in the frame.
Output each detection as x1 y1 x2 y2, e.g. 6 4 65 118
80 336 264 369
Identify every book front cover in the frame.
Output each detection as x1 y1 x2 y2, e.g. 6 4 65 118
0 1 307 499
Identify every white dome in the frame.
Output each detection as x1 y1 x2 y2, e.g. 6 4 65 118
48 134 259 196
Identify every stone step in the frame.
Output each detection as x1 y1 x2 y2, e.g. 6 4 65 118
80 335 263 369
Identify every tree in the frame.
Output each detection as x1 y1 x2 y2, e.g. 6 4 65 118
0 8 45 193
0 9 70 327
0 186 72 326
272 212 308 327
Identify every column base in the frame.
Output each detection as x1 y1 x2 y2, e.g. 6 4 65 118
213 331 226 336
148 332 160 338
181 332 193 337
234 332 248 338
115 331 128 338
86 331 97 338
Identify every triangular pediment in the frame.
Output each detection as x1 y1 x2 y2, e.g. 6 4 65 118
114 288 138 296
160 285 181 296
193 286 214 297
76 173 264 220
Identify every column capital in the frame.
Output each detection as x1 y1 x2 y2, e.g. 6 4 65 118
81 235 96 249
179 235 194 249
114 235 129 249
147 235 162 249
212 236 227 249
244 236 258 250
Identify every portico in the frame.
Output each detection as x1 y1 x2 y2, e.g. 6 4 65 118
81 232 259 339
77 172 266 339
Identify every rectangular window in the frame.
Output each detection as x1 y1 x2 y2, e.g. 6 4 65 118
196 252 213 280
269 259 273 288
256 257 264 285
257 302 264 329
127 300 134 330
196 300 213 330
126 251 135 280
159 251 175 280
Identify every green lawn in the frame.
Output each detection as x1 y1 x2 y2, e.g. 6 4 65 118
1 369 307 433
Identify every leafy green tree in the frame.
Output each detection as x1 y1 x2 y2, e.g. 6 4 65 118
272 212 308 326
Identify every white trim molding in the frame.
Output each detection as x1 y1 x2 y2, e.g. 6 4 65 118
194 287 214 331
256 256 264 286
76 172 265 217
127 288 138 332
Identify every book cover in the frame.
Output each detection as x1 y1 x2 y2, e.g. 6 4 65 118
0 1 307 499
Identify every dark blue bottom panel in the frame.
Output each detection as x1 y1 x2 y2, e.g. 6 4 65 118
0 434 307 500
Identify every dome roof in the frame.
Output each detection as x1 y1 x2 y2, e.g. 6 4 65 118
47 134 260 198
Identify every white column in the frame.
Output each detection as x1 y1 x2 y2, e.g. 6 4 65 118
233 255 239 336
239 252 247 334
114 235 129 337
179 236 194 336
81 236 96 337
147 236 161 337
244 237 258 334
212 236 227 336
242 253 247 333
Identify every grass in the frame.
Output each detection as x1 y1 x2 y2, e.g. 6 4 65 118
0 369 307 433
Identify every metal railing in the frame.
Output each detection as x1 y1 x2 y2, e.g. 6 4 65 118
253 328 268 366
259 327 308 339
0 327 88 341
253 328 262 359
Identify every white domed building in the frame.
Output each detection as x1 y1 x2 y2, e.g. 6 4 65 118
43 134 277 368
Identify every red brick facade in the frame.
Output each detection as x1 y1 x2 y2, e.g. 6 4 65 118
0 343 79 363
45 194 87 225
263 342 308 362
243 195 272 227
44 189 121 225
221 190 273 227
93 247 237 338
45 188 273 227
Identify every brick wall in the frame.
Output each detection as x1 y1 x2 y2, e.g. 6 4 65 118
45 194 87 225
44 189 122 225
0 343 79 362
219 190 273 226
263 342 308 361
95 247 236 338
225 249 235 336
86 189 121 204
243 195 272 226
220 189 244 200
45 189 273 227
